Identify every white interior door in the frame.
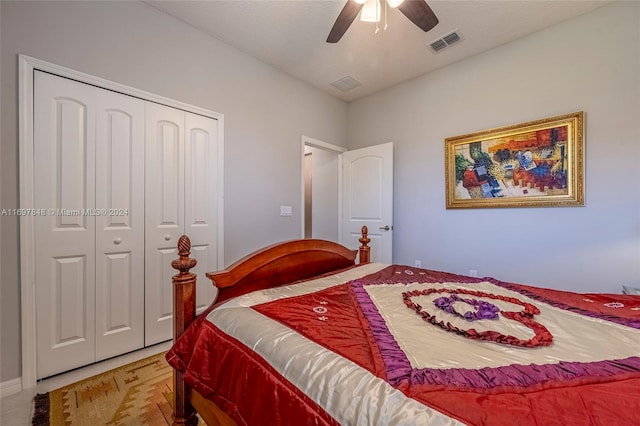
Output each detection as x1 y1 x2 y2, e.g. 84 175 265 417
185 113 219 313
94 90 145 361
341 142 394 264
145 102 185 346
145 106 219 344
34 71 97 378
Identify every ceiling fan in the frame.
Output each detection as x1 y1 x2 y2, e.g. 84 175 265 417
327 0 439 43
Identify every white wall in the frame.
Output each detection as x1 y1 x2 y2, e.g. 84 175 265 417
0 1 347 382
347 2 640 293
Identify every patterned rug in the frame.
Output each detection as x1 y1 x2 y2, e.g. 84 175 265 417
31 352 201 426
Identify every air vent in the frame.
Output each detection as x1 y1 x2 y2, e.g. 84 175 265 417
443 32 461 45
331 76 362 92
430 39 447 52
429 30 463 53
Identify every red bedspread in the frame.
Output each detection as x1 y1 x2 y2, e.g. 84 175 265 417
168 314 340 426
167 265 640 425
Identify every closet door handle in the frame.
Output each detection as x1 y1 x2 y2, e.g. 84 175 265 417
164 234 172 241
113 237 122 245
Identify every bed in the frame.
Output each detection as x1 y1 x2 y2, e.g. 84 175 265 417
166 227 640 425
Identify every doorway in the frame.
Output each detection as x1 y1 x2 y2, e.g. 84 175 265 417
301 136 346 242
301 137 394 264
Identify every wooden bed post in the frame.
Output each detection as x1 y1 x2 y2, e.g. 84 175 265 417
171 236 199 426
359 226 370 264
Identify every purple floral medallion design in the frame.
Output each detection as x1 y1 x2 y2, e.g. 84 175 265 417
433 294 500 321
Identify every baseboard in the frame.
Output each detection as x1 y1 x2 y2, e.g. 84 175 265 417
0 377 22 398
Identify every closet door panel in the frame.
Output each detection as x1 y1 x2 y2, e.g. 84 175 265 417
34 71 97 379
190 244 214 313
95 92 145 360
185 114 219 312
145 102 185 345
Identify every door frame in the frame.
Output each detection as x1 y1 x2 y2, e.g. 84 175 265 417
300 136 347 240
18 55 225 389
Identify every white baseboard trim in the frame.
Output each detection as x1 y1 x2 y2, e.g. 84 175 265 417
0 377 22 398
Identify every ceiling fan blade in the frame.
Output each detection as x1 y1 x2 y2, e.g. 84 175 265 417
327 0 365 43
397 0 439 33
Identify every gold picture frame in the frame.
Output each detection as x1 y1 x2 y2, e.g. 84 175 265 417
445 111 584 209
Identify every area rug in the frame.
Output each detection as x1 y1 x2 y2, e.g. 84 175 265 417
31 352 202 425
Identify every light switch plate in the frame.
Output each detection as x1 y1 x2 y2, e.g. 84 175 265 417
280 205 292 216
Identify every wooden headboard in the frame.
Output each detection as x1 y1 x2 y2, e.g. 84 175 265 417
171 226 371 344
207 235 369 305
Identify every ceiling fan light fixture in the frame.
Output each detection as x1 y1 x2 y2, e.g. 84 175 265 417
387 0 405 8
360 0 381 22
326 0 438 43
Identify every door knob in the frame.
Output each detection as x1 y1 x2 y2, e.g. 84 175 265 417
164 234 172 241
379 225 391 231
113 237 122 245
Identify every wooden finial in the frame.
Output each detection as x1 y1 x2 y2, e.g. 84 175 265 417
358 226 370 264
178 235 191 257
172 235 197 274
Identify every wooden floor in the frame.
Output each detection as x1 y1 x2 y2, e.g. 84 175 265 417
0 341 172 426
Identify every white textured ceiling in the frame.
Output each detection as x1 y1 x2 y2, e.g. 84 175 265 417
146 0 612 102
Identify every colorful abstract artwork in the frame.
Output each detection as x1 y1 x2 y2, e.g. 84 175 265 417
445 112 584 208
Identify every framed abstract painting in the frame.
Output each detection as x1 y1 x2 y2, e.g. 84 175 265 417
445 111 584 209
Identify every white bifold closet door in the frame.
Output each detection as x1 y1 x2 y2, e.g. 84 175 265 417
33 71 219 378
34 71 145 378
144 103 218 346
